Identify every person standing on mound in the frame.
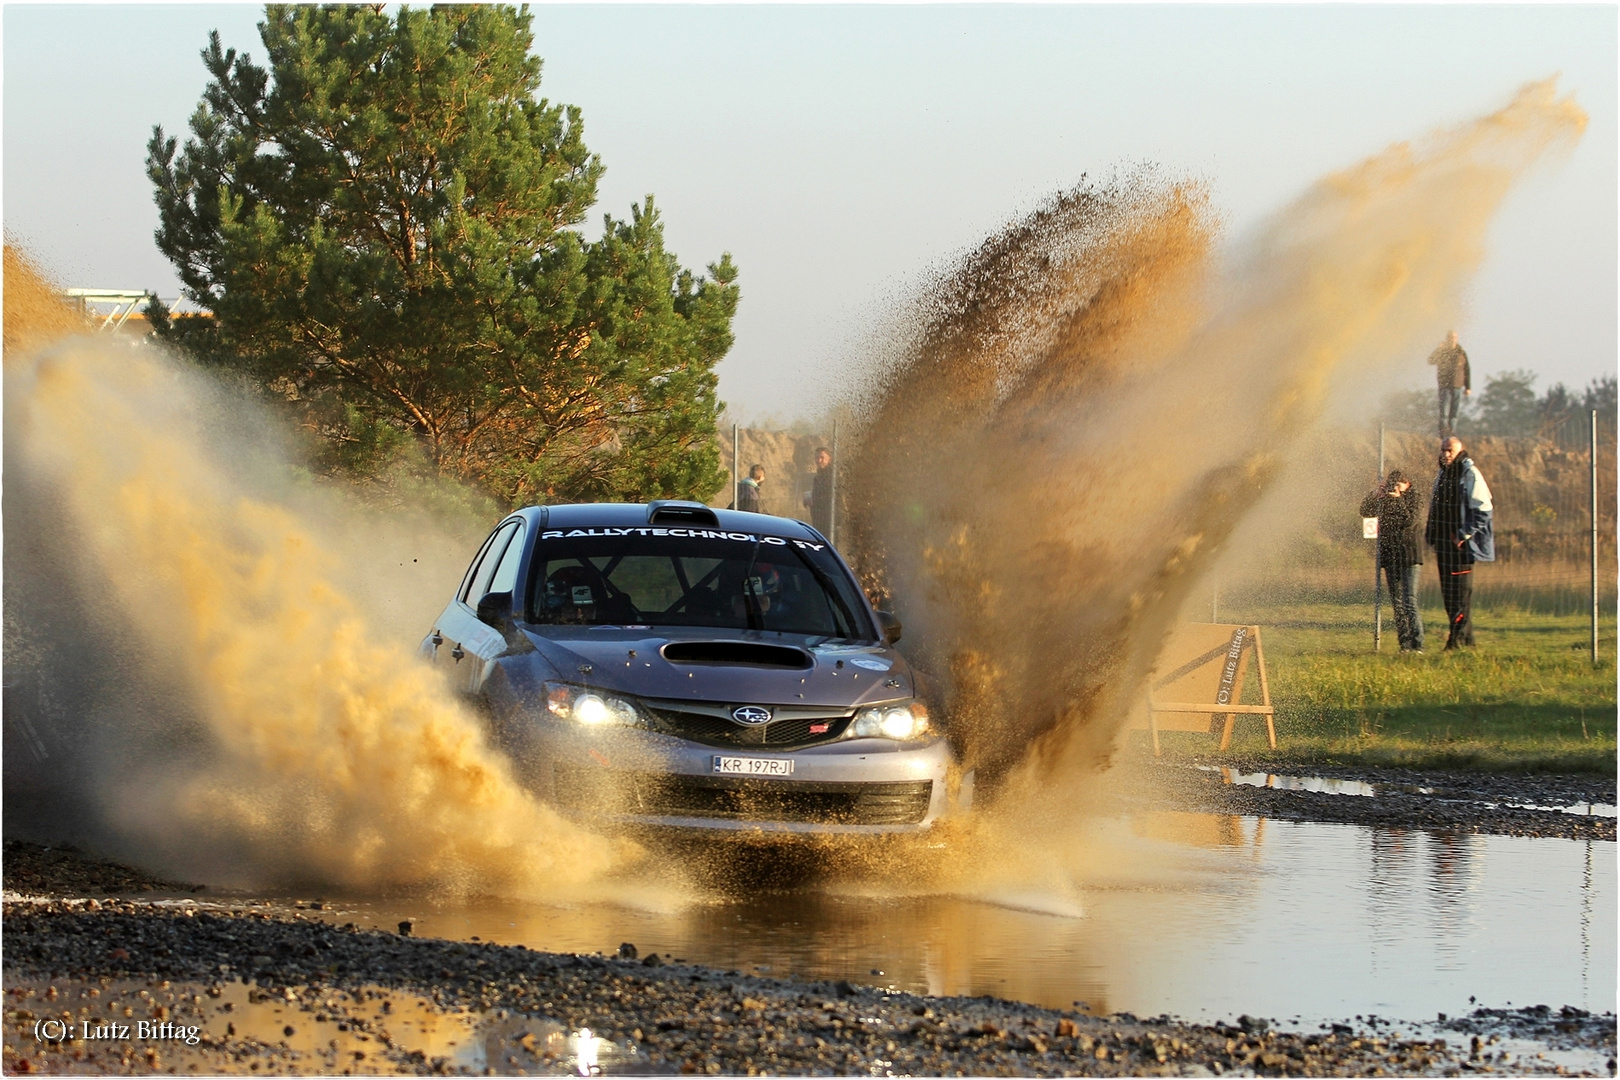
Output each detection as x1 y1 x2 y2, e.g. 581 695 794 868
1427 330 1472 436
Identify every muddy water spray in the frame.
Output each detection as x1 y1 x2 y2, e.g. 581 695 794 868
3 253 635 897
846 82 1586 833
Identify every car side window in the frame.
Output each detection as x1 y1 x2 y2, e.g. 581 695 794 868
461 521 519 605
487 522 527 597
456 529 502 603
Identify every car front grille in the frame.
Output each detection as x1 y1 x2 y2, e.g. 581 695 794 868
553 766 934 826
641 705 852 750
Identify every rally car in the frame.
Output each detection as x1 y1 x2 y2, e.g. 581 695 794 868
421 501 952 833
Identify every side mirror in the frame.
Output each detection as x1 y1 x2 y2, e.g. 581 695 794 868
876 609 902 646
476 590 515 634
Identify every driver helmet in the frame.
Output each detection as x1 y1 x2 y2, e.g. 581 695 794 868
747 564 782 598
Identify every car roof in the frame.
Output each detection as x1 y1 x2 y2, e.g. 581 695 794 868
512 502 827 542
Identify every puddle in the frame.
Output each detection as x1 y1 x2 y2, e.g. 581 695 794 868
5 977 474 1073
1197 765 1393 797
3 976 650 1075
1326 1019 1614 1077
301 817 1615 1028
1494 801 1620 818
468 1019 649 1076
1195 765 1618 817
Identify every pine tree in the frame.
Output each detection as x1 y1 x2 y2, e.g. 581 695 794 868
148 4 735 504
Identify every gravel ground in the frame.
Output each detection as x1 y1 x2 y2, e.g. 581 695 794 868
0 843 202 898
7 897 1614 1077
5 754 1616 1080
1133 762 1616 842
3 845 1616 1077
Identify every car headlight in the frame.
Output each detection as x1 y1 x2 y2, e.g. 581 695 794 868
545 682 641 726
852 702 930 741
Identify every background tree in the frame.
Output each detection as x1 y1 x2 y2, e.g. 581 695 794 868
1474 369 1540 437
1378 386 1445 434
1380 372 1616 446
147 4 736 505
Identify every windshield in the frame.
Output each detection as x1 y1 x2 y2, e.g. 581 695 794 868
525 528 874 640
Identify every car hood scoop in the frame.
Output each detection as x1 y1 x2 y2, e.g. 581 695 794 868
520 630 910 708
660 640 812 669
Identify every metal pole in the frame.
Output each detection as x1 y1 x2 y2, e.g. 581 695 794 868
732 423 739 510
829 418 839 545
1592 409 1599 665
1375 423 1385 652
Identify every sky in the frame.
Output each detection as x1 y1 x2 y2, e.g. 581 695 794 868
4 4 1615 421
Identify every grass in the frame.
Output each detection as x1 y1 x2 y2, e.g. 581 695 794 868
1145 602 1617 776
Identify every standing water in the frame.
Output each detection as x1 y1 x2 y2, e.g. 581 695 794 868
310 814 1615 1026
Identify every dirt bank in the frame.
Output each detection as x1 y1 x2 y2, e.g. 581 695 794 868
3 844 1614 1077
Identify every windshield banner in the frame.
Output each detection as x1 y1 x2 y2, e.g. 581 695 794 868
540 527 824 550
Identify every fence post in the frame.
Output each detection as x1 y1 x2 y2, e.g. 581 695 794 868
1592 409 1599 665
1374 422 1385 652
732 423 739 510
830 418 839 545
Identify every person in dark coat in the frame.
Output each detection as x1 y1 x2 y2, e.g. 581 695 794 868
1360 468 1425 652
735 464 764 514
1424 436 1494 649
804 446 834 537
1427 330 1472 436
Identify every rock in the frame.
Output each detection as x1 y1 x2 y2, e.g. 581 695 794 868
643 954 664 968
618 942 638 960
398 920 414 936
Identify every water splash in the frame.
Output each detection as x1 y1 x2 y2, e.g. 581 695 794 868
3 252 637 897
844 81 1586 825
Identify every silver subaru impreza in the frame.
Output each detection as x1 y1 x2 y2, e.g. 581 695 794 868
421 500 953 834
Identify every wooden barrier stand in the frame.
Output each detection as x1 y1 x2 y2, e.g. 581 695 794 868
1136 623 1276 755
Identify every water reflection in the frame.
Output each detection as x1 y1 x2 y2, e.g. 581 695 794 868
1365 829 1416 963
1580 840 1593 1000
307 816 1614 1027
1130 810 1266 854
1426 832 1480 971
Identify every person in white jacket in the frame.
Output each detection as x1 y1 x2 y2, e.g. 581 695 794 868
1424 437 1494 649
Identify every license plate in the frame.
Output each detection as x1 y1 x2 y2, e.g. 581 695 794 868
712 756 794 777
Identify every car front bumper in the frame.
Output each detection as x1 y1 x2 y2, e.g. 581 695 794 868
514 719 953 835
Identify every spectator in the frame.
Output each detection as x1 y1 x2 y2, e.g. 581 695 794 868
1424 436 1494 650
804 446 834 537
1427 330 1472 436
736 464 764 514
1360 469 1425 652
